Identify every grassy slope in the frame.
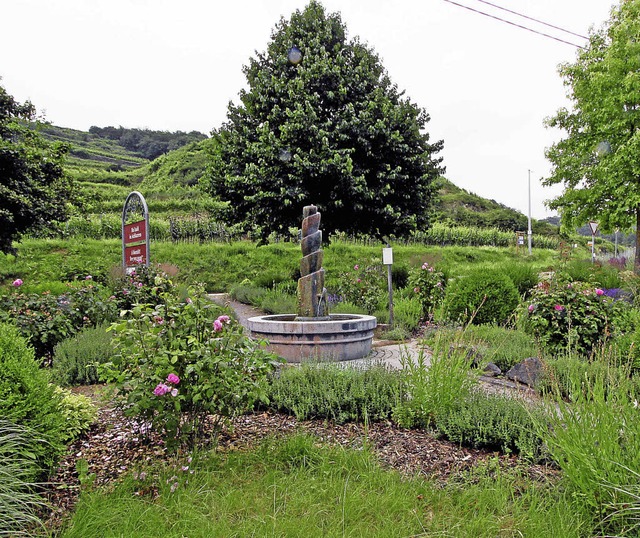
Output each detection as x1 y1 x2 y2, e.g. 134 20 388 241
40 123 557 233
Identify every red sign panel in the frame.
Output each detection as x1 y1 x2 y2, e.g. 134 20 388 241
124 245 147 266
124 220 147 245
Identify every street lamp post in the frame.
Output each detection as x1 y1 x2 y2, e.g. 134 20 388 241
527 169 532 256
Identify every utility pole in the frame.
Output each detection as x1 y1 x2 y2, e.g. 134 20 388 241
527 169 532 256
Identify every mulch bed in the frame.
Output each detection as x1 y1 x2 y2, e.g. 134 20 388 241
44 386 557 532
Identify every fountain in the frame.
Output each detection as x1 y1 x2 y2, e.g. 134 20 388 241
248 205 376 362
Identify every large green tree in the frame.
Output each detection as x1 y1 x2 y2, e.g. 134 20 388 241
206 1 444 242
0 82 72 254
544 0 640 268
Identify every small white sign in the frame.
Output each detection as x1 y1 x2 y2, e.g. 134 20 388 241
588 221 599 235
382 247 393 265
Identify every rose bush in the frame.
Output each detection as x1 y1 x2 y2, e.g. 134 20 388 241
518 278 629 357
407 262 446 321
101 285 281 448
335 261 384 315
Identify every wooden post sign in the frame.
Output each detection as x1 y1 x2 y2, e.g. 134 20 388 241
122 191 150 272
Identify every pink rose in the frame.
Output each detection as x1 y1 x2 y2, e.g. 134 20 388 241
595 288 604 296
167 373 180 385
414 287 420 293
12 279 23 287
85 275 92 280
356 278 362 284
422 263 429 270
554 304 564 311
170 388 178 397
213 319 223 332
354 264 359 270
217 315 231 324
153 383 170 396
528 304 535 313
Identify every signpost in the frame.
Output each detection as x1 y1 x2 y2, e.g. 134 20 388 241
122 191 150 272
382 247 394 326
588 221 598 263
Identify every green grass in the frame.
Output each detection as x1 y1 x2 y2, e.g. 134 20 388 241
60 433 589 538
0 238 558 295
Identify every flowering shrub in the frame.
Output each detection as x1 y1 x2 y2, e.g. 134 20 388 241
335 262 384 315
110 264 175 311
0 284 117 361
518 279 628 357
407 262 446 320
101 286 280 448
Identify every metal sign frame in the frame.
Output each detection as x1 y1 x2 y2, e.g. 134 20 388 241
122 191 150 271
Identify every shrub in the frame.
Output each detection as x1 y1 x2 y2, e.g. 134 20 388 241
0 323 66 479
393 296 423 332
0 284 117 361
435 390 543 459
394 340 479 429
500 262 539 297
532 348 640 535
109 264 176 311
54 386 98 442
407 262 446 320
336 261 385 315
101 286 280 449
53 324 115 386
442 270 520 326
259 288 297 315
518 279 627 357
267 362 405 424
229 280 267 306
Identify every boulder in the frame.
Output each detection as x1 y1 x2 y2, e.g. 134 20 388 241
506 357 543 387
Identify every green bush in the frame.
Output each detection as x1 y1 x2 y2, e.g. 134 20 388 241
0 323 66 479
53 324 115 386
54 386 98 442
336 261 385 315
442 270 520 326
267 362 405 424
229 281 267 306
500 262 539 297
393 296 423 332
518 279 627 357
407 261 446 320
259 289 297 315
101 286 279 449
435 390 543 459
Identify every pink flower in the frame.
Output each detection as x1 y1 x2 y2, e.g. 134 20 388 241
554 304 564 312
12 279 23 287
153 383 170 396
528 304 535 313
595 288 604 296
136 282 143 288
213 319 223 332
217 315 231 324
422 263 429 270
354 264 359 270
153 316 164 325
167 373 180 385
414 287 420 293
85 275 93 280
186 297 193 304
170 388 178 397
356 278 362 283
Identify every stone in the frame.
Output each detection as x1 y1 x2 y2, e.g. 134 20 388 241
301 230 322 257
301 212 321 237
482 362 502 377
297 269 326 318
506 357 544 387
300 251 323 276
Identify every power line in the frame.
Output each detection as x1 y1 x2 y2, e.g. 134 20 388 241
474 0 589 40
441 0 585 49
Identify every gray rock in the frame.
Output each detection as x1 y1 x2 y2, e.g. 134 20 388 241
506 357 544 387
483 362 502 377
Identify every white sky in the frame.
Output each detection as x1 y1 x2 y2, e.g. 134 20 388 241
1 0 616 219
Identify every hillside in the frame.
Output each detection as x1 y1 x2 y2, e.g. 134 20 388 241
42 123 557 234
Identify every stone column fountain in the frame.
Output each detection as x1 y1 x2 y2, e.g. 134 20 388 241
247 205 376 362
296 205 329 320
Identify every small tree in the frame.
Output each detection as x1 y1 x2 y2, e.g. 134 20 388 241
206 1 444 242
544 1 640 270
0 82 72 254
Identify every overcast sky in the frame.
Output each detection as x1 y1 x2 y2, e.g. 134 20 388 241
1 0 617 219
